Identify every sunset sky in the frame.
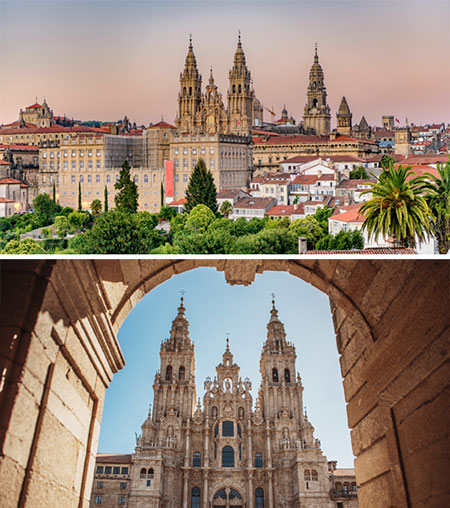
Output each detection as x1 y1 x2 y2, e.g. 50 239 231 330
1 0 449 128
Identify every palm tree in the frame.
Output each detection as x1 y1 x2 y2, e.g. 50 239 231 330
220 200 232 219
424 161 450 254
360 163 430 248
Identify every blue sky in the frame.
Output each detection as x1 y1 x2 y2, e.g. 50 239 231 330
98 266 355 468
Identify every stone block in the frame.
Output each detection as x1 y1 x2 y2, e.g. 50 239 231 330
354 437 391 485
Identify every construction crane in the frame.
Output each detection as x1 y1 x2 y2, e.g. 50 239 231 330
265 106 276 124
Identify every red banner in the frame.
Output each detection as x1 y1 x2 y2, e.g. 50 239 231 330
165 160 174 197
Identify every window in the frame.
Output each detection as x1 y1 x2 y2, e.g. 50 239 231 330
113 467 120 475
88 175 92 184
192 148 196 155
343 483 349 493
337 503 344 508
96 149 101 157
183 159 188 169
80 161 84 169
120 482 126 489
97 481 103 488
183 174 188 183
174 159 179 169
64 161 68 170
107 175 111 183
80 175 84 183
148 469 154 479
144 174 148 183
214 489 226 500
304 470 311 481
193 451 201 467
230 489 241 499
272 368 278 382
72 161 75 170
96 466 104 474
222 446 234 467
255 488 264 508
134 175 138 183
71 175 75 184
255 453 263 468
174 148 179 155
174 174 179 183
284 369 290 382
311 470 318 481
179 366 185 380
140 468 146 479
96 174 100 184
183 148 188 155
96 160 101 169
165 365 172 381
105 466 112 474
118 496 125 505
95 495 102 505
191 487 200 508
88 160 93 169
146 479 151 487
209 158 214 168
237 424 241 438
222 421 234 436
210 147 214 154
88 150 92 157
192 158 197 167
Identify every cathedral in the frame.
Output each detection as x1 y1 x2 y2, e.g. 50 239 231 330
174 35 263 135
90 298 358 508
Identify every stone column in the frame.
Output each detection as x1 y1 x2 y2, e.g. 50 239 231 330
182 471 189 508
247 419 254 508
203 418 210 508
202 470 209 508
265 422 274 508
183 419 191 508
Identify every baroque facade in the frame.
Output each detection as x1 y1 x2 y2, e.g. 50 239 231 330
91 298 358 508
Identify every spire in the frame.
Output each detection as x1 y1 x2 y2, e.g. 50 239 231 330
338 96 351 115
209 66 214 86
233 30 246 66
314 43 318 63
185 35 197 69
162 293 193 352
222 334 234 366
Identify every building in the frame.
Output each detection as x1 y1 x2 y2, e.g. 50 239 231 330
303 46 331 136
90 298 358 508
231 197 276 220
0 177 29 216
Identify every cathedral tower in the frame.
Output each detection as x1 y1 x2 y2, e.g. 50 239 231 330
336 96 352 136
228 33 254 135
303 46 331 136
152 295 196 422
175 37 203 132
202 68 228 134
258 299 304 424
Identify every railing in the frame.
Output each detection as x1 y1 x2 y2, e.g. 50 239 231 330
330 490 357 498
277 438 320 451
145 437 178 449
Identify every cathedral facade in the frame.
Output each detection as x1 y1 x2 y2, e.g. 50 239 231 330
90 298 358 508
174 35 263 136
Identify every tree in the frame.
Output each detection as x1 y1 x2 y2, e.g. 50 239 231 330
360 163 430 248
91 199 102 216
53 215 70 238
380 154 396 170
68 211 89 231
220 200 232 218
115 160 138 213
82 210 161 254
1 238 45 254
104 185 109 212
184 204 216 234
52 181 56 202
289 216 325 249
160 182 164 208
424 161 450 254
185 158 218 213
159 206 177 221
33 193 57 227
78 182 82 211
350 166 369 179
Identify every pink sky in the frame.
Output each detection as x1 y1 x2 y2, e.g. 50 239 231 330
0 0 448 128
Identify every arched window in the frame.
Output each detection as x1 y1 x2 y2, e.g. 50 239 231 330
179 366 185 381
351 482 357 492
165 365 172 381
304 469 311 481
343 482 349 492
232 85 236 93
140 468 146 479
284 369 290 382
238 407 244 418
313 81 317 89
222 421 234 436
272 368 278 382
335 482 342 491
214 489 226 499
222 446 234 467
311 470 318 481
313 98 318 108
193 452 201 467
238 84 242 94
255 488 264 508
230 489 241 499
189 86 192 96
237 424 241 438
254 452 263 468
183 87 186 96
148 468 154 479
191 487 200 508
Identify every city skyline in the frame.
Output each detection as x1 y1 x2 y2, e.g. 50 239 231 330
99 267 355 469
1 0 449 128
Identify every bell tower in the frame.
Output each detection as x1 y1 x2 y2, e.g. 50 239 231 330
303 45 331 136
152 295 196 422
175 36 203 133
258 298 304 423
227 33 254 135
336 96 352 136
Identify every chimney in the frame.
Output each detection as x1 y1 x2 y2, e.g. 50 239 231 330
298 237 308 254
294 203 298 210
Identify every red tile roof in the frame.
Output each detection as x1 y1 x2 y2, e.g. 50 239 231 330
329 207 364 223
402 155 449 164
0 197 14 203
266 204 304 216
393 164 439 180
217 189 249 199
3 121 37 128
96 454 132 464
0 160 11 165
291 174 318 185
20 183 29 188
169 198 187 205
27 103 42 109
0 177 22 184
330 134 377 145
233 197 276 209
253 135 329 145
365 154 404 163
0 144 39 150
304 248 416 255
338 178 376 189
149 121 176 129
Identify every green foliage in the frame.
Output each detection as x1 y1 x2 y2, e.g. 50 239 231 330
81 210 162 254
380 154 396 170
91 199 102 216
350 166 369 179
289 216 324 249
68 211 89 231
41 227 52 239
185 158 218 213
33 193 57 227
220 200 232 218
160 182 164 208
1 238 45 254
230 229 297 254
67 234 87 252
316 230 364 251
313 205 334 234
184 204 216 234
158 206 177 221
136 211 159 230
170 213 188 235
150 242 182 255
41 238 68 253
115 160 138 213
423 161 450 254
360 163 430 248
104 185 109 212
53 215 70 238
60 206 75 217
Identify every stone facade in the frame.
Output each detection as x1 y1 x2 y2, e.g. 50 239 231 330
92 297 358 508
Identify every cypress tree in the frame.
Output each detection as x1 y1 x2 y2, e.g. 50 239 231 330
104 185 109 212
52 181 56 202
160 182 164 208
115 160 138 213
185 158 218 213
78 182 82 211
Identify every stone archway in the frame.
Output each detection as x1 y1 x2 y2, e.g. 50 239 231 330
0 260 448 508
